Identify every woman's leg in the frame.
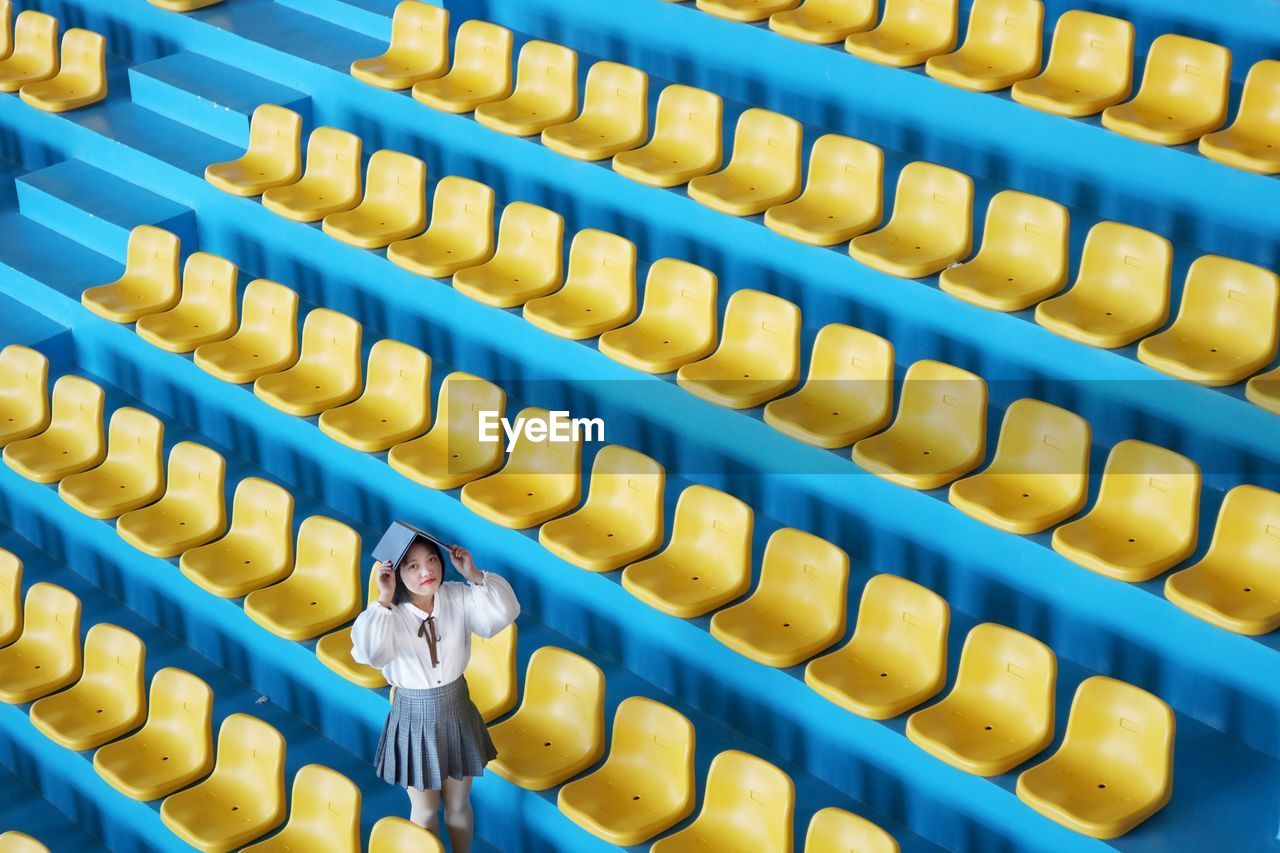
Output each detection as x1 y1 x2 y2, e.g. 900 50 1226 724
441 775 475 853
406 786 442 836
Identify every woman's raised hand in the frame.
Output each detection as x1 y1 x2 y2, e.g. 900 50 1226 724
448 545 483 583
375 559 397 607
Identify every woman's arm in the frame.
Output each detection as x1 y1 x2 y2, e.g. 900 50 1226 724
350 602 398 668
449 545 521 638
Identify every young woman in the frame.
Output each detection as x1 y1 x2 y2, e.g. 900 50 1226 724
351 537 519 852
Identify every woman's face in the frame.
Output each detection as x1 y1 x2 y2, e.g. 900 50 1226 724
399 542 442 595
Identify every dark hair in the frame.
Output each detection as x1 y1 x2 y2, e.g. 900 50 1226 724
392 537 446 605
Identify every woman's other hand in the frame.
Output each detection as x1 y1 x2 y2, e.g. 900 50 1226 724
448 545 483 583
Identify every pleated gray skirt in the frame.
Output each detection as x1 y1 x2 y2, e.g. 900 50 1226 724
375 677 497 790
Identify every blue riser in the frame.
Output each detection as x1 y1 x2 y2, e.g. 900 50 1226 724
0 763 110 852
276 0 411 42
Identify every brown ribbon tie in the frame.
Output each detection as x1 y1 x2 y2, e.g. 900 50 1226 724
418 616 440 668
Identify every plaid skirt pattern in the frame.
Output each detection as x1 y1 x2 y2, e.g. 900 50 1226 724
375 676 498 790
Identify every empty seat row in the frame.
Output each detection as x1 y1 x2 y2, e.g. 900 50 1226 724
0 5 106 113
674 0 1279 174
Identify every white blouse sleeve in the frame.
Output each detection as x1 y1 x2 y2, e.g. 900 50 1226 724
350 603 397 668
462 572 520 638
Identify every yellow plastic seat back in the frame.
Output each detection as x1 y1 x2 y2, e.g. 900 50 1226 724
350 1 449 90
1010 11 1134 117
244 515 362 641
804 573 949 719
254 308 363 416
18 27 105 112
369 817 444 853
1034 222 1173 349
179 477 296 598
1200 60 1280 174
412 20 513 114
476 40 578 137
0 343 49 447
556 696 696 846
1102 35 1231 145
3 374 105 484
205 105 304 197
1052 440 1199 583
597 258 718 375
0 832 49 853
58 406 164 520
388 371 507 490
697 0 798 24
764 134 883 246
319 338 432 452
770 0 878 45
1137 255 1280 386
115 441 227 558
488 646 606 791
677 289 802 410
1017 676 1173 839
323 149 428 249
710 527 849 668
464 622 517 722
262 127 363 223
148 0 223 10
135 252 239 353
805 807 900 853
0 549 19 647
687 108 803 216
906 622 1056 776
844 0 959 68
82 225 182 324
453 202 564 309
0 582 81 704
194 278 300 384
242 764 360 853
29 622 145 750
523 229 638 340
0 2 11 61
1164 485 1280 635
925 0 1043 92
612 85 722 188
0 11 57 93
388 176 495 279
852 359 987 490
651 750 793 853
849 162 973 278
542 62 648 161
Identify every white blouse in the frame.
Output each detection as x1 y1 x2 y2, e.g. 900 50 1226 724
350 572 520 690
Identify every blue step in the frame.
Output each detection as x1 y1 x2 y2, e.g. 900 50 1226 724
275 0 419 42
128 50 311 147
0 763 107 853
14 160 196 262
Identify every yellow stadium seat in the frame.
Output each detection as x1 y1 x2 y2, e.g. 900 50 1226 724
58 407 164 519
542 62 648 161
697 0 797 24
488 646 606 791
1034 222 1173 349
710 527 849 668
161 714 286 853
148 0 222 10
241 764 360 853
939 191 1069 312
1102 35 1230 146
464 622 518 722
319 339 431 452
804 573 948 719
460 406 582 529
849 162 973 278
0 583 80 704
687 108 802 216
29 623 144 751
676 289 801 409
350 1 449 91
1010 11 1134 117
180 477 295 599
769 0 877 45
261 127 363 223
764 134 883 246
205 105 304 197
0 832 48 853
845 0 958 68
621 484 752 618
323 150 428 249
3 375 104 484
134 253 239 354
650 750 793 853
1137 256 1280 386
539 445 664 572
0 344 49 448
387 371 507 490
805 807 900 853
852 360 987 490
316 564 386 689
94 667 213 800
81 225 181 324
19 27 104 112
1052 441 1200 583
523 230 637 339
925 0 1043 92
612 85 722 188
948 399 1090 535
253 308 363 416
1246 367 1280 415
411 20 513 114
194 279 299 384
0 549 19 647
368 817 444 853
906 622 1055 776
243 516 361 641
1165 485 1280 635
453 202 564 308
1199 60 1280 174
387 176 495 278
476 41 578 137
0 11 56 93
763 324 894 448
597 259 718 375
557 697 695 845
115 442 227 559
1017 677 1174 839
